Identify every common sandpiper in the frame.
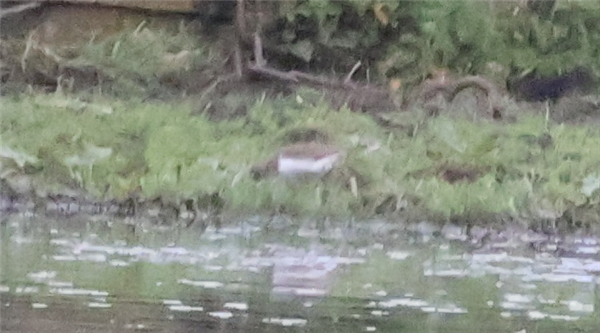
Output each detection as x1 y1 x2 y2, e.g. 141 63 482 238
251 142 343 179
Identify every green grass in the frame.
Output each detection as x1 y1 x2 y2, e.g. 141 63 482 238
1 90 599 225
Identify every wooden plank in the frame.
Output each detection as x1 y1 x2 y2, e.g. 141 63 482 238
40 0 197 13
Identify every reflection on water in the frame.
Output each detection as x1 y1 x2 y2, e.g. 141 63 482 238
1 214 599 332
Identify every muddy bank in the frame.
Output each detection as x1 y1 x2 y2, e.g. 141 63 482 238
0 183 212 227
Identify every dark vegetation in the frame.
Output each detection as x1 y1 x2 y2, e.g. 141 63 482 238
508 67 597 102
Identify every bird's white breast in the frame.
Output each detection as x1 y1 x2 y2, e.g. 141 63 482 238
277 153 340 175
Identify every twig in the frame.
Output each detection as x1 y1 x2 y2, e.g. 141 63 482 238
253 33 266 67
288 70 328 85
344 61 362 84
233 0 245 77
248 63 337 86
233 41 243 78
236 0 246 33
254 0 267 66
248 64 299 82
247 62 375 97
0 2 41 19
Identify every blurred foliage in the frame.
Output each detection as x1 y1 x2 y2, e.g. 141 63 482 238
266 0 600 88
68 23 214 98
8 0 599 101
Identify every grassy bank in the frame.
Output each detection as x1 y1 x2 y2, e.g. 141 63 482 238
1 91 599 225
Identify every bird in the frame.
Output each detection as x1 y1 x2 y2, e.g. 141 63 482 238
251 142 343 179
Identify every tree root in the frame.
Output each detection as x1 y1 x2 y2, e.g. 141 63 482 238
409 70 506 119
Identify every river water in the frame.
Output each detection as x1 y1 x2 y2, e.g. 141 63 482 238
1 213 599 332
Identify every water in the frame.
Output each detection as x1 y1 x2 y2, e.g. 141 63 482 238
1 213 599 332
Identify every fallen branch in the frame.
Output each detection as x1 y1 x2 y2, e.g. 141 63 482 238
247 62 396 113
247 63 298 82
247 62 375 91
231 0 395 113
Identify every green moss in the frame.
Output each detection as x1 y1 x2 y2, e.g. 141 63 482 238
1 91 599 225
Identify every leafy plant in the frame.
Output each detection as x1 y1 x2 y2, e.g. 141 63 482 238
269 1 600 89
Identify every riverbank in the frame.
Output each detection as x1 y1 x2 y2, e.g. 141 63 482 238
2 91 599 227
